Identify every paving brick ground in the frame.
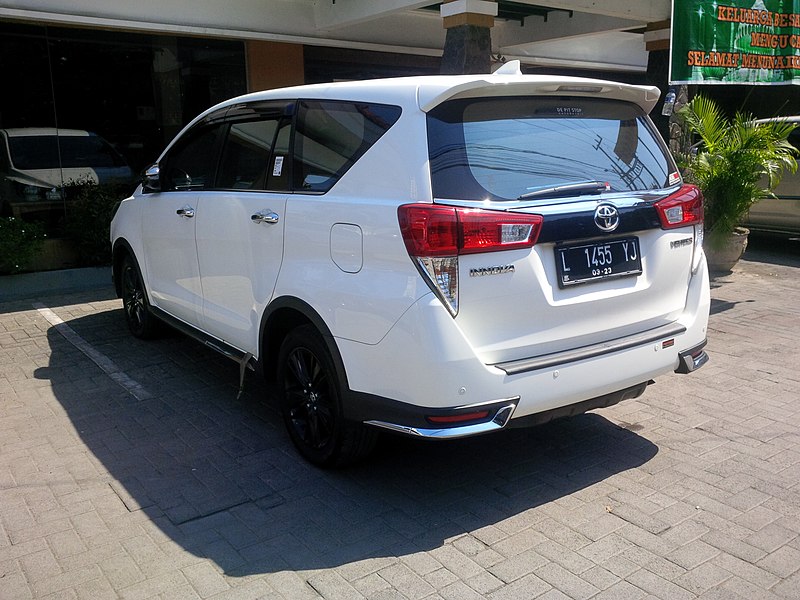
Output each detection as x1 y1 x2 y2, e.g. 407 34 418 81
1 235 799 599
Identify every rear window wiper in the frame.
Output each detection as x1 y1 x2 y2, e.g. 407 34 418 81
518 180 610 200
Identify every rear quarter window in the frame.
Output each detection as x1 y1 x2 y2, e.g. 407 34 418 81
427 97 675 201
293 100 401 193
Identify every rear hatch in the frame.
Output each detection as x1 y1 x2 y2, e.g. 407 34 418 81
416 94 703 365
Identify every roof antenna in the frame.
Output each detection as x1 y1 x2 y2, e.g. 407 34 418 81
493 60 522 75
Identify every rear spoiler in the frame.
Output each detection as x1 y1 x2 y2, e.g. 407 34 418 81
418 61 661 114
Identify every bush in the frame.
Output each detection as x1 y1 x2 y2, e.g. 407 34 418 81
64 181 130 266
678 95 798 240
0 216 46 274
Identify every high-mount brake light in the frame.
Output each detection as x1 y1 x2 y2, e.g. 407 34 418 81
655 184 704 229
397 204 543 316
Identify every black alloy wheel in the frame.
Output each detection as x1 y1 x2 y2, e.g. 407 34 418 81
120 254 160 339
277 325 376 467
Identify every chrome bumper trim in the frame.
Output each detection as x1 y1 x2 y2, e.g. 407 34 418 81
365 399 518 439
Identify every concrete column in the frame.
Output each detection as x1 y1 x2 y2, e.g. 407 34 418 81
439 0 498 75
644 20 692 153
645 20 671 140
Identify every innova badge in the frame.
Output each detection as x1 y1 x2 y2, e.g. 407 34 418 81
594 204 620 232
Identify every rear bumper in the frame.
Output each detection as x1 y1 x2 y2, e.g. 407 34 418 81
355 381 651 439
364 398 519 439
675 339 709 374
338 258 710 438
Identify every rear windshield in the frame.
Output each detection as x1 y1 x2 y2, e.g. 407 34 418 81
427 97 675 201
8 135 128 170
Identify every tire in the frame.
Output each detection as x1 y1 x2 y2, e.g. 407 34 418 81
277 325 377 468
120 254 162 339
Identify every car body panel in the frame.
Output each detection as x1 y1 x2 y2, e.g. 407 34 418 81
196 191 287 351
138 191 203 325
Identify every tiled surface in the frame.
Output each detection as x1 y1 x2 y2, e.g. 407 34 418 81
1 239 799 599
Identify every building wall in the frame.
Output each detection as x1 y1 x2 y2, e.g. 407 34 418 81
247 41 305 93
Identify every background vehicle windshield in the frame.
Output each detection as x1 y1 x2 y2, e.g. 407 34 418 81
427 97 675 201
8 135 128 170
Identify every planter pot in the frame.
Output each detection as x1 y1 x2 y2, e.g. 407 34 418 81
704 227 749 274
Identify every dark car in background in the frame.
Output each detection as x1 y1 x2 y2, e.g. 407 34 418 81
745 117 800 235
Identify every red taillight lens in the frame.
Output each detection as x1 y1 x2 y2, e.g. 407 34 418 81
655 184 704 229
397 205 459 256
459 210 543 254
398 204 543 256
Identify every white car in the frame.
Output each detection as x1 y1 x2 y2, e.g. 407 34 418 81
0 128 133 217
110 63 710 467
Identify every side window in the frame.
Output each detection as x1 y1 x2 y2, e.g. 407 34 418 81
217 119 279 190
293 101 401 193
163 124 225 191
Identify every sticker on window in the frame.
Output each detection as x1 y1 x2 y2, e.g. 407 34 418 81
669 171 681 186
272 156 284 177
535 107 584 116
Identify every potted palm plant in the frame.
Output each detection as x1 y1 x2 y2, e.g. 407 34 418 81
678 95 798 272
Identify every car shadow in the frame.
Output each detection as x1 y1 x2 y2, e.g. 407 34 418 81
709 297 754 315
35 305 658 576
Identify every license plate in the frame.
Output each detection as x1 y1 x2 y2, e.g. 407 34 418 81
556 237 642 288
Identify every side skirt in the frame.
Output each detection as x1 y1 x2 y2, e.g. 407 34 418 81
149 306 256 394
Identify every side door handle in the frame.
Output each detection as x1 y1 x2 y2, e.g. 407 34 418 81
176 205 195 218
251 210 279 225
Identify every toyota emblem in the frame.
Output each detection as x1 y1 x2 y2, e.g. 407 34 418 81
594 204 620 232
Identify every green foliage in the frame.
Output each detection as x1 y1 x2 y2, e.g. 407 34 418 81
678 95 798 239
0 216 46 274
64 181 129 266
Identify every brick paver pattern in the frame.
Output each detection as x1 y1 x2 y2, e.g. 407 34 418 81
1 247 799 599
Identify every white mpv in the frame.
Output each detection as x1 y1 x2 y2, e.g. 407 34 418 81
111 64 710 467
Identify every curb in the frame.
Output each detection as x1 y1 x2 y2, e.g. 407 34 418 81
0 267 113 302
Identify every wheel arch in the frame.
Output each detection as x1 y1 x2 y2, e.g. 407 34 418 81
259 297 349 391
111 238 137 298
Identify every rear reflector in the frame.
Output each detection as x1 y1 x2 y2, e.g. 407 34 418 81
426 410 490 424
655 184 704 229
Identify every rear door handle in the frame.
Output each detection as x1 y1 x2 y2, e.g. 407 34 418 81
176 206 195 218
251 210 279 224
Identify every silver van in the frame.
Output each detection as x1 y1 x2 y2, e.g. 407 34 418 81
745 117 800 235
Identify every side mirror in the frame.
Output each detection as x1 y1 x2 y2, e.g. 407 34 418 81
142 164 161 193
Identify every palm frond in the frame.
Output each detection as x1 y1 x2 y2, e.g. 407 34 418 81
679 95 798 235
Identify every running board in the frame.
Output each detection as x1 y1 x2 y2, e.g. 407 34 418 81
150 307 256 397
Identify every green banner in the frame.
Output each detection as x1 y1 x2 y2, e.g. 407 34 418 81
670 0 800 84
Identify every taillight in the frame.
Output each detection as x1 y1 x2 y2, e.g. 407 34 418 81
655 184 704 229
398 205 543 256
655 184 706 274
398 204 543 316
